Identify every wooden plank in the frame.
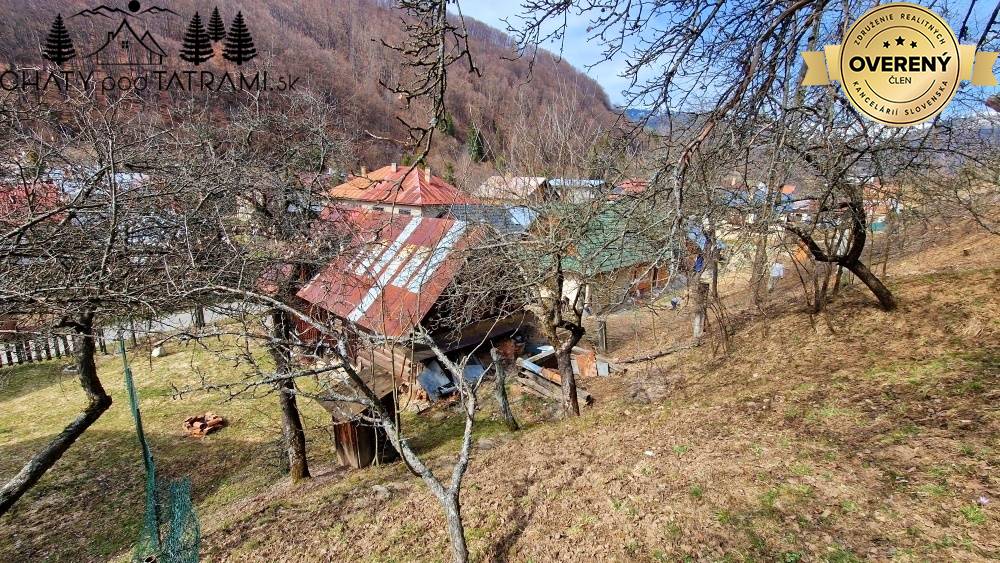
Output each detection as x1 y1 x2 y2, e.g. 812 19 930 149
518 369 593 405
514 376 556 399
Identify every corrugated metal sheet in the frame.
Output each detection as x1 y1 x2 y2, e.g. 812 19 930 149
473 176 547 200
329 165 475 207
297 212 473 338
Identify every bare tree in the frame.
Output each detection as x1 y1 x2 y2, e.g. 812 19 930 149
504 0 1000 316
0 90 214 515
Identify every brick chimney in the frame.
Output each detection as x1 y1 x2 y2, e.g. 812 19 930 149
391 162 398 172
360 166 368 176
425 167 432 183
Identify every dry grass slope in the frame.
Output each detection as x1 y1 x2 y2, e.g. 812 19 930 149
0 227 996 562
196 231 998 562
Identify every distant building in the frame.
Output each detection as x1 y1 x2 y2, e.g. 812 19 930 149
0 182 63 227
614 178 649 197
558 204 669 312
473 176 549 202
327 164 475 218
548 178 608 203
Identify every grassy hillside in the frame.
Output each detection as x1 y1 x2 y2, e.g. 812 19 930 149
1 228 997 562
199 230 996 562
0 343 331 561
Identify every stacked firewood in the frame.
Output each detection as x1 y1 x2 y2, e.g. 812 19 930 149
183 413 226 437
514 357 593 405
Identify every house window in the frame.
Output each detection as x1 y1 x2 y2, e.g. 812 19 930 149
372 206 385 212
398 209 412 216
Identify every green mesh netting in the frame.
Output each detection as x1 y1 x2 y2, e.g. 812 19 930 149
119 339 200 563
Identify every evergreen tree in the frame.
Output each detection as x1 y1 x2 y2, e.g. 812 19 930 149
208 7 226 42
42 14 76 66
437 112 455 136
179 12 214 66
223 12 257 66
466 124 486 162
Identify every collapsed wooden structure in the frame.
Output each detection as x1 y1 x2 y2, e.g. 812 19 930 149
295 209 521 468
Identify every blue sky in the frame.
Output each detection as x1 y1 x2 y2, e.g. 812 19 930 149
460 2 641 106
461 0 993 108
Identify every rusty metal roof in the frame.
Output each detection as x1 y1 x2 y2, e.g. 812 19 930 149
0 183 62 225
329 165 475 207
297 212 473 338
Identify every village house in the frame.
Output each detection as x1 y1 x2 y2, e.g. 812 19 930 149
473 176 550 202
547 178 609 203
559 204 670 313
327 164 475 217
0 182 62 227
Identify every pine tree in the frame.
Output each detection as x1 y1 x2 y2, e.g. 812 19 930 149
42 14 76 66
208 7 226 42
223 12 257 66
179 12 214 66
467 124 486 162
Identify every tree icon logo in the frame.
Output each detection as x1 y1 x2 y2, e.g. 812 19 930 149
223 12 257 66
43 14 77 66
179 12 213 65
208 7 226 43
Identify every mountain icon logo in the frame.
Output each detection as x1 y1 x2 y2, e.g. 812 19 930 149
73 1 178 19
87 18 167 66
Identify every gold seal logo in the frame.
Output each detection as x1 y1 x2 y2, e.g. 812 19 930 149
801 2 998 127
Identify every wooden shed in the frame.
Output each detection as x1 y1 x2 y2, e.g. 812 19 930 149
317 366 400 469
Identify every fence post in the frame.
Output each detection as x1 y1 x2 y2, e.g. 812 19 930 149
15 339 27 364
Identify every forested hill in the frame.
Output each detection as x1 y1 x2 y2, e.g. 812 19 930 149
0 0 615 168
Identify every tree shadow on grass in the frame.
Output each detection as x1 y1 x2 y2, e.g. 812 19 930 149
0 429 281 563
486 477 538 563
0 360 78 403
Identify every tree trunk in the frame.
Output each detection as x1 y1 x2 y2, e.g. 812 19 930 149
833 265 844 295
443 492 469 563
750 231 770 307
692 281 709 340
278 379 310 482
844 258 897 311
556 347 580 417
0 313 111 516
269 310 310 482
788 218 897 312
490 348 518 432
596 318 608 353
193 306 206 329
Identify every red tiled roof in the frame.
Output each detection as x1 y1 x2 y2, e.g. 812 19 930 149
297 211 474 338
329 165 475 207
0 183 62 224
617 179 649 195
